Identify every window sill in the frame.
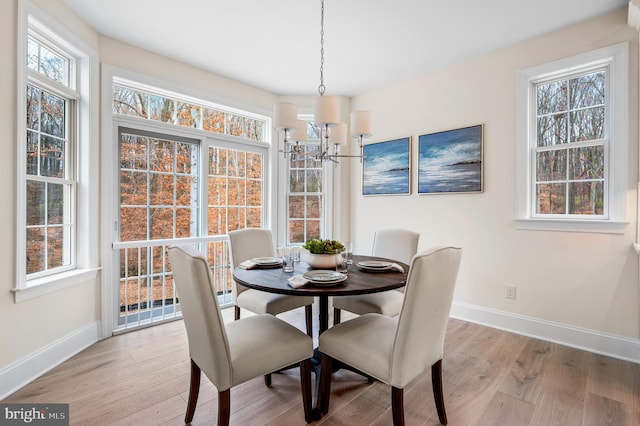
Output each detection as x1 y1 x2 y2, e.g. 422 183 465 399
12 267 101 303
514 218 629 234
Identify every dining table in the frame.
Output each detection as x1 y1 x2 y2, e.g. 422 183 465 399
232 254 409 335
233 254 409 416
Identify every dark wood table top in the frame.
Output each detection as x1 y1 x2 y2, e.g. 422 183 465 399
233 255 408 297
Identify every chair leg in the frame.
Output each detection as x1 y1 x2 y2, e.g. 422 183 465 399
234 305 240 320
185 359 201 424
305 305 313 338
264 373 272 387
299 359 313 423
431 359 448 424
318 353 333 415
391 387 405 426
333 307 341 325
217 389 231 426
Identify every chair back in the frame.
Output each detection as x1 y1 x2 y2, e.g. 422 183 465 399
390 246 461 388
168 245 233 390
372 228 420 265
228 228 275 298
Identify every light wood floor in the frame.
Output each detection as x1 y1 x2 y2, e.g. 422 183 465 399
4 304 640 426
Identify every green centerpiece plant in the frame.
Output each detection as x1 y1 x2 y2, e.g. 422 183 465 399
302 239 345 254
302 239 345 269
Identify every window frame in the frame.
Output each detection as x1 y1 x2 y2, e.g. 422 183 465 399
14 1 100 301
514 43 629 234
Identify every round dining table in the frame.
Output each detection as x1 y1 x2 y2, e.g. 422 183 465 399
232 254 409 335
233 254 408 415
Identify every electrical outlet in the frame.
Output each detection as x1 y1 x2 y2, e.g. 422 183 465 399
505 285 517 299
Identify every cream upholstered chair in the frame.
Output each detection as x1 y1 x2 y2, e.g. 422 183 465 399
333 228 419 324
228 228 313 337
319 246 462 425
168 245 314 425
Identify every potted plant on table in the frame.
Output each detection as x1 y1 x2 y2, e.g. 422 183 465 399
302 239 345 269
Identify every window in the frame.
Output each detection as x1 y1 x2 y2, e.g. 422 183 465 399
25 36 75 278
514 43 629 233
208 147 264 234
119 129 200 241
286 122 324 244
15 6 99 300
113 81 266 141
108 76 269 330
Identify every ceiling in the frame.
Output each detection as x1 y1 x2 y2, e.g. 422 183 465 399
59 0 628 97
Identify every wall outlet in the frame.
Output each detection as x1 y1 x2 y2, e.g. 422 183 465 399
505 285 517 299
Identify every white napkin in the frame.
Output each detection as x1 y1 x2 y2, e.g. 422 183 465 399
238 260 257 269
390 263 404 273
288 274 309 288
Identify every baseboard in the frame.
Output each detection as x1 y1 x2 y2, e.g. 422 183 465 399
450 302 640 364
0 321 101 399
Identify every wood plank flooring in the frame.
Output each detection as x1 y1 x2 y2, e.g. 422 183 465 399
4 304 640 425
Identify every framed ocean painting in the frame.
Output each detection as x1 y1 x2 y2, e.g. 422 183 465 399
418 124 483 194
362 137 411 196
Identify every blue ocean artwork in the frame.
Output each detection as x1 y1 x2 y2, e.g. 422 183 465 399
418 125 483 193
362 137 410 195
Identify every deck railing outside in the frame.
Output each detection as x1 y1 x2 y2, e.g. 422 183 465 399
112 235 232 332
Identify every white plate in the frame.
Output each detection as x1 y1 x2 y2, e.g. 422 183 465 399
357 261 393 269
302 270 347 285
251 257 282 266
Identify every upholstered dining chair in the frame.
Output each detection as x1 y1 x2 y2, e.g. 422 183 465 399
318 246 462 425
167 245 314 425
228 228 314 337
332 228 419 324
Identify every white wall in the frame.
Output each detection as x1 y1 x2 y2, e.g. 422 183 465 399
350 8 640 341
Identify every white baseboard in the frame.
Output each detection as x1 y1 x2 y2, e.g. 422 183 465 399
450 302 639 364
0 321 101 399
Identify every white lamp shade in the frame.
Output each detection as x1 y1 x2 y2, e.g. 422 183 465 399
329 122 347 145
350 110 373 137
274 102 298 130
293 120 308 142
314 96 340 126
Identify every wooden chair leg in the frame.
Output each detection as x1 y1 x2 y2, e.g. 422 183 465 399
234 305 240 320
305 305 313 338
217 389 231 426
318 353 333 415
264 373 272 387
431 359 447 424
299 359 313 423
185 359 201 424
391 386 405 426
333 307 341 325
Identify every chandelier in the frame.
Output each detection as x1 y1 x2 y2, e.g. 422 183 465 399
273 0 373 163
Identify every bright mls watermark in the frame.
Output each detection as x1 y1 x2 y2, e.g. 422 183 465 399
0 404 69 425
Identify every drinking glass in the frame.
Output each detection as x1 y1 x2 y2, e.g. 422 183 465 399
336 250 349 274
291 246 301 263
345 242 353 265
277 247 294 273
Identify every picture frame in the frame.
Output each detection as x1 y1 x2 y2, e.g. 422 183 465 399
418 124 483 194
362 136 411 196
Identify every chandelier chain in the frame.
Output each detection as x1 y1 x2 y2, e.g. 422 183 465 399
318 0 326 96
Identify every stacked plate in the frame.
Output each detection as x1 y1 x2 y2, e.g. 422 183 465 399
356 260 393 272
302 270 347 286
251 257 282 267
